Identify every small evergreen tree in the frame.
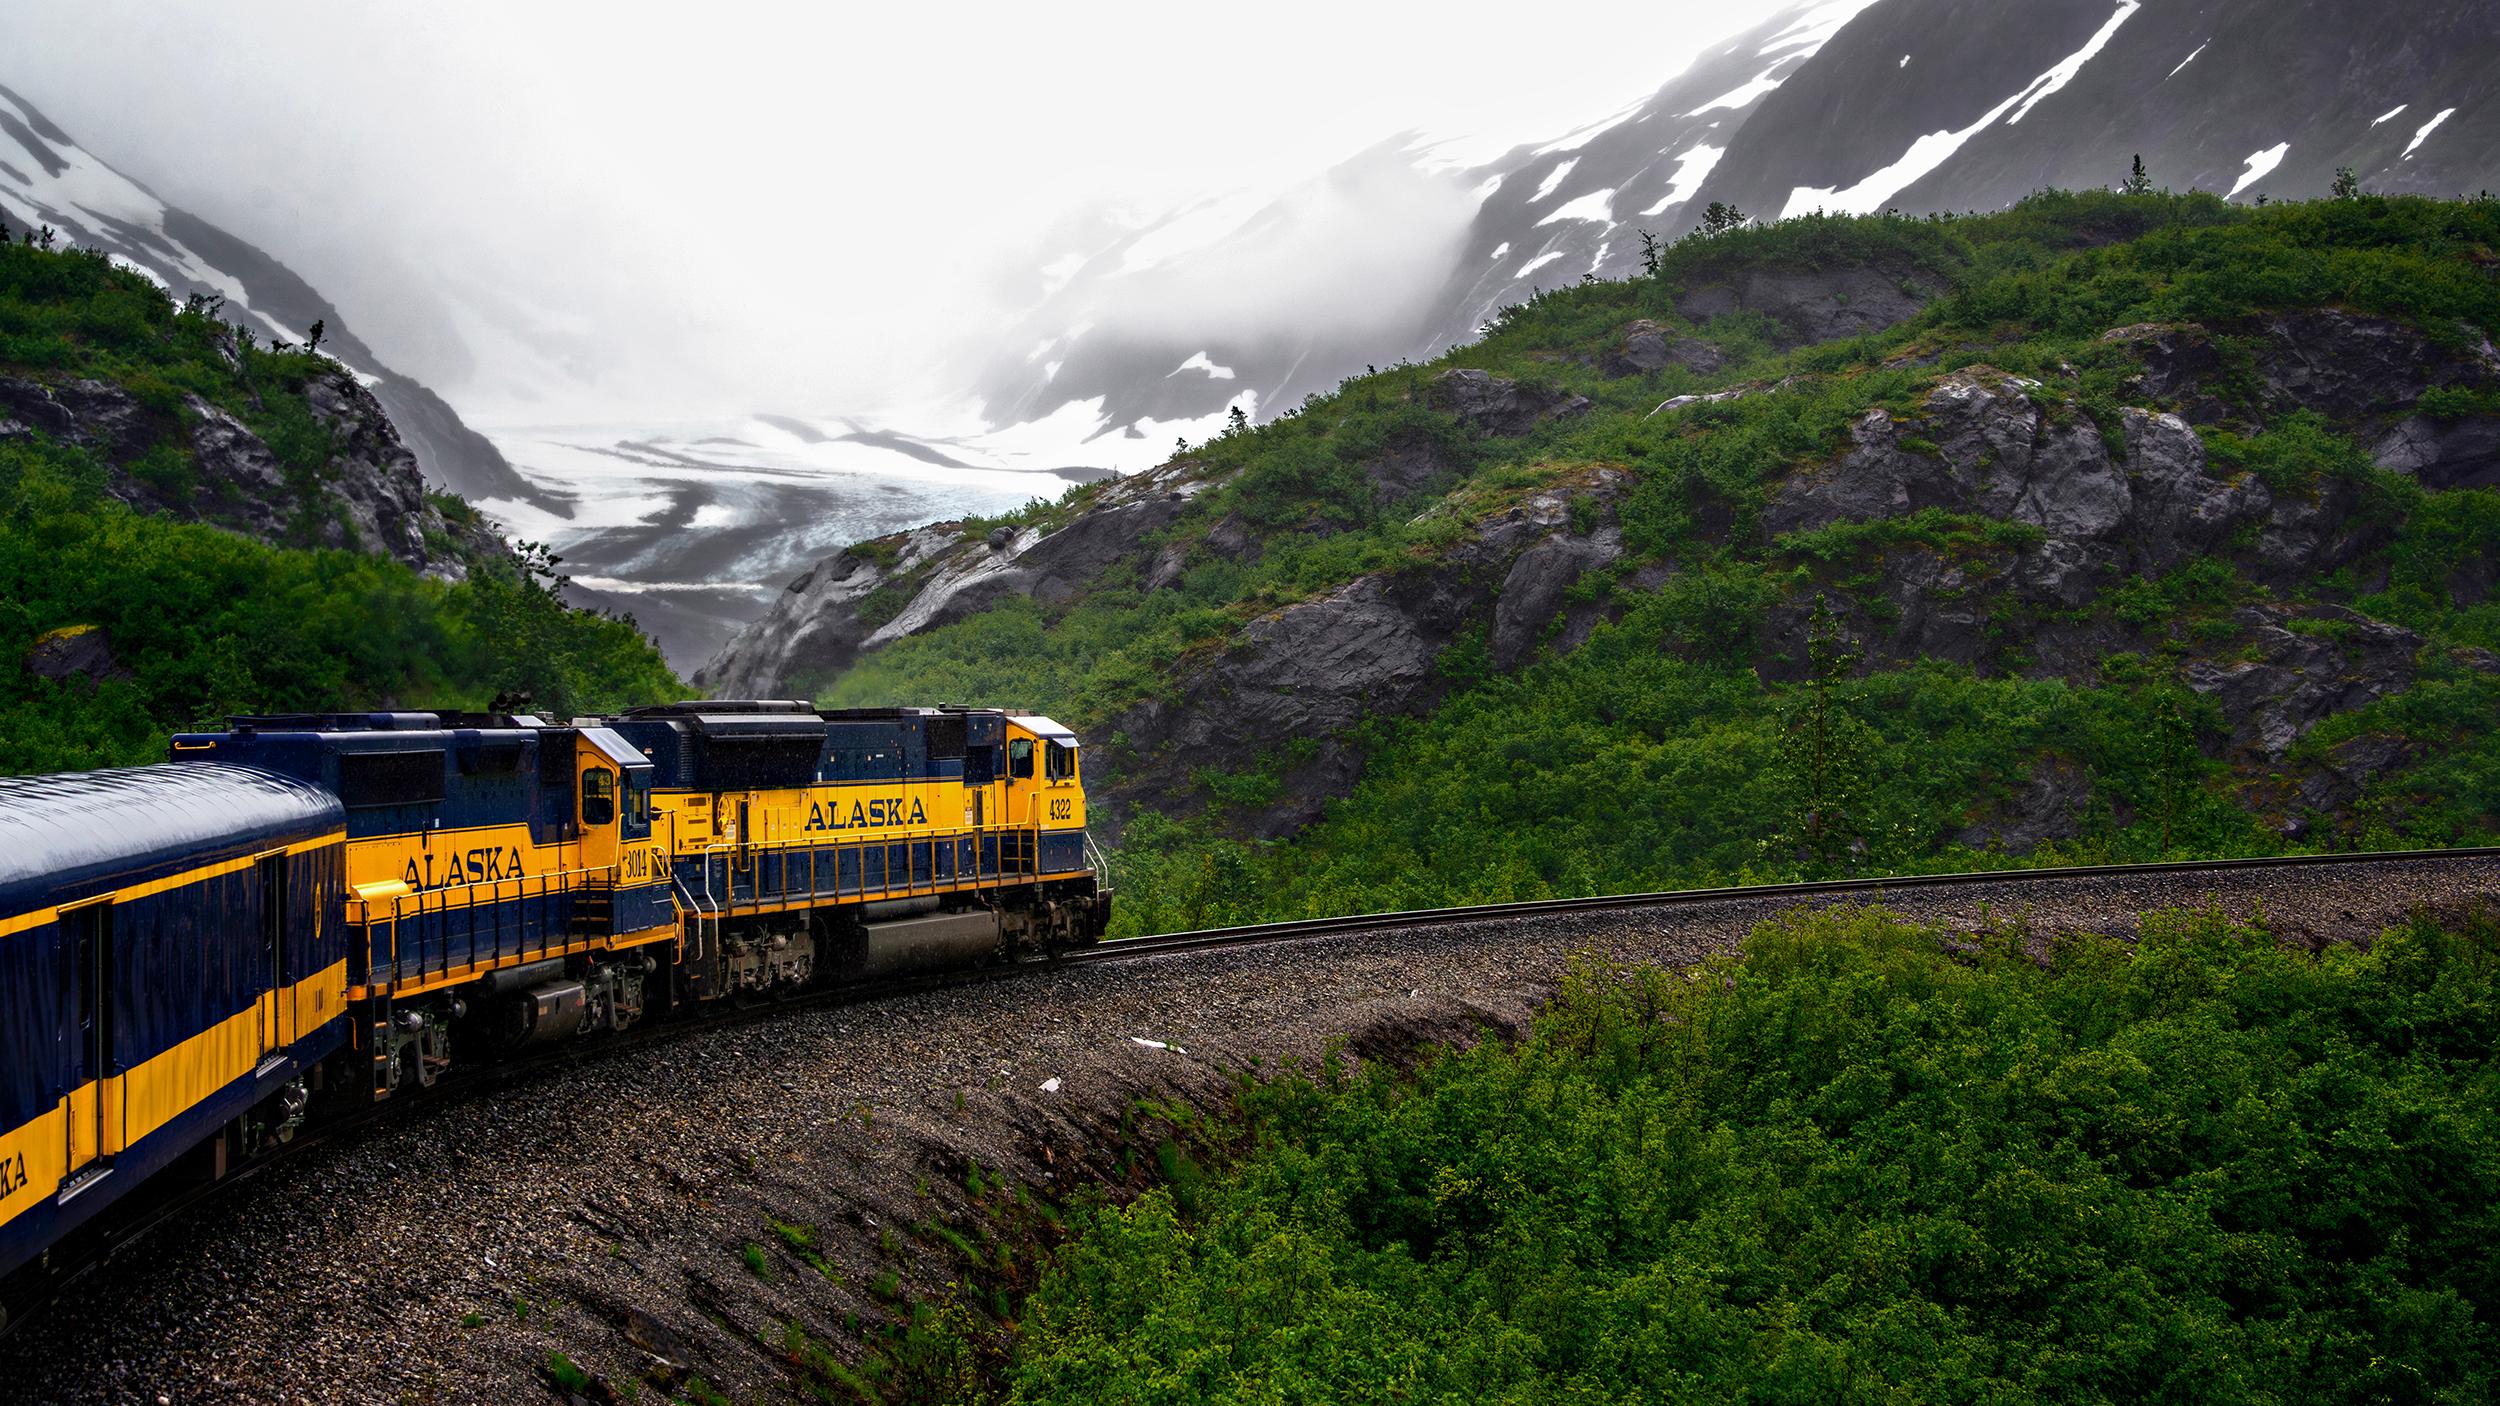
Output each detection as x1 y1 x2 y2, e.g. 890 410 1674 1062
2331 166 2363 199
1776 596 1874 870
36 225 55 251
1696 202 1748 237
1637 228 1664 276
2120 153 2153 195
305 318 326 355
1226 404 1248 436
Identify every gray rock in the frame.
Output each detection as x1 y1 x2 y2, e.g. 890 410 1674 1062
2179 605 2423 761
1675 261 1944 347
1357 431 1460 506
1427 369 1590 437
1488 524 1623 671
2372 413 2500 490
1105 475 1628 838
2107 312 2500 456
181 397 293 539
25 624 131 692
1598 320 1724 378
1954 756 2090 854
303 370 451 573
2250 309 2493 422
2 368 486 580
0 375 156 461
2101 322 2232 423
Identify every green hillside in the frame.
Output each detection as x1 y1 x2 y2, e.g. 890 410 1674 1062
0 234 678 771
814 191 2500 931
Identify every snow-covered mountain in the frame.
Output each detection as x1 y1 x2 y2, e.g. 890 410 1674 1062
0 80 538 508
972 0 2500 444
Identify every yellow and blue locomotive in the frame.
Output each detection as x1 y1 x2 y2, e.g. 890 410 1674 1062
0 701 1106 1295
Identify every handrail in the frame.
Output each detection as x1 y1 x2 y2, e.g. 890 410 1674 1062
345 861 619 928
684 816 1092 926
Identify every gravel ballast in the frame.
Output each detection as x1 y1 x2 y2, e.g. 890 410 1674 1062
5 856 2493 1405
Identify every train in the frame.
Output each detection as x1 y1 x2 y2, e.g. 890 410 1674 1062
0 701 1107 1296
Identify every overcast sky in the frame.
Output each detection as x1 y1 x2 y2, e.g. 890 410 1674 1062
2 1 1783 424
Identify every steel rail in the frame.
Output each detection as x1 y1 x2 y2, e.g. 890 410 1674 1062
1065 845 2500 963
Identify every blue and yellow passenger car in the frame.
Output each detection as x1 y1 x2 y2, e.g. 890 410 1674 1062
0 765 343 1284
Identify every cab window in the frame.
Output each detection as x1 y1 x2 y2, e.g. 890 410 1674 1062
582 766 617 826
1008 738 1035 779
1045 742 1076 782
622 774 652 839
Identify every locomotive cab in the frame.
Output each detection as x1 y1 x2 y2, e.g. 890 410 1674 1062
1002 716 1085 834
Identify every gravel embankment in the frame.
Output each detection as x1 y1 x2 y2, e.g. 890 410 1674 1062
5 857 2492 1405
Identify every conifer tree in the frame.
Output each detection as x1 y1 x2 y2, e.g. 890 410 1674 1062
2120 154 2153 195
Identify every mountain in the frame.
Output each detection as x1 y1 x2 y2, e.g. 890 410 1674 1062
707 189 2500 933
0 234 678 773
0 80 543 510
971 0 2500 451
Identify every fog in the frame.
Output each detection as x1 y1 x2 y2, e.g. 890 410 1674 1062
1 1 1770 427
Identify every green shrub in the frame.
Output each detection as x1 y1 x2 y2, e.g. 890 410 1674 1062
1006 906 2500 1403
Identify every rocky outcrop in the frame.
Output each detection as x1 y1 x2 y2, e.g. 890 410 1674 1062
2104 310 2500 488
2371 412 2500 491
1766 367 2388 633
1106 473 1629 838
1676 260 1946 346
1426 369 1590 437
698 457 1225 697
1599 320 1724 378
1954 756 2090 853
0 363 491 578
2181 605 2425 762
24 624 130 692
1754 362 2492 833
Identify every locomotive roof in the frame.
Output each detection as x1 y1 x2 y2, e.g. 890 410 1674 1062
0 763 342 908
1009 715 1078 741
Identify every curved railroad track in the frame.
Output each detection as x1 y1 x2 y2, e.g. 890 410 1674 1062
7 844 2493 1341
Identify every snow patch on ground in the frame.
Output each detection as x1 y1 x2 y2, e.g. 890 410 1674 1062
1036 252 1086 299
2165 41 2208 79
1782 0 2140 218
1515 249 1567 279
1687 66 1786 116
1531 158 1580 202
1489 241 1511 260
1168 351 1236 380
1537 188 1616 225
2372 104 2408 126
1532 101 1641 157
2007 1 2140 124
1114 190 1266 275
1471 174 1503 202
2403 107 2455 158
1643 144 1725 215
2229 142 2289 197
1757 0 1881 58
1899 54 1911 68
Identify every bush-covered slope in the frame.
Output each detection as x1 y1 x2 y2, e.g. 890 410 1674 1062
0 234 679 771
999 905 2500 1402
714 192 2500 932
